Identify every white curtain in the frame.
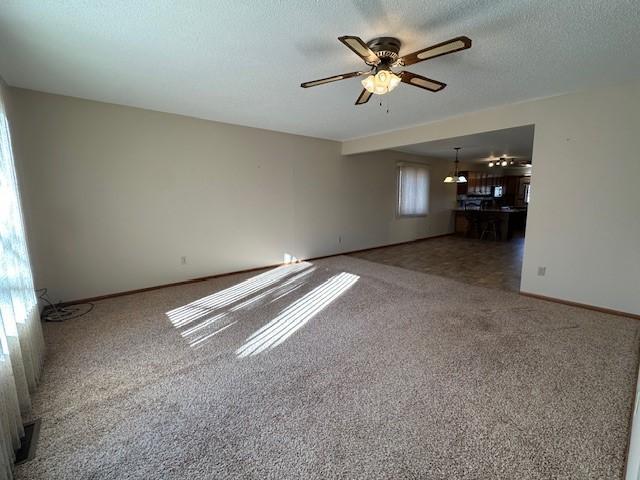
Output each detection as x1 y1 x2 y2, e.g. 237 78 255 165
397 163 429 216
0 84 45 480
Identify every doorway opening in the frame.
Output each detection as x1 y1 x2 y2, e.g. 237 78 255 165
352 125 535 292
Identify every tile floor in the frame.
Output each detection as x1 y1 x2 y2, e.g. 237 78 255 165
350 233 525 292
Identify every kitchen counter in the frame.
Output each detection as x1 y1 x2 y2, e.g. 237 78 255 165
453 208 527 240
453 207 526 213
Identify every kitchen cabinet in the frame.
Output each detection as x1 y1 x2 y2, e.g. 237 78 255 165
457 172 469 195
457 172 526 198
464 172 503 195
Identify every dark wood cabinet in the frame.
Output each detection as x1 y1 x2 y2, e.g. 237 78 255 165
457 171 469 195
457 172 524 198
463 171 502 195
503 176 519 196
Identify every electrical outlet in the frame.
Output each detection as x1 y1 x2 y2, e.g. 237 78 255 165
181 256 187 265
537 266 546 276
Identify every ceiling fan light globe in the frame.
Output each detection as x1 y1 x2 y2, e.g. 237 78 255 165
443 176 455 183
388 74 401 91
362 70 401 95
361 75 375 93
457 175 467 183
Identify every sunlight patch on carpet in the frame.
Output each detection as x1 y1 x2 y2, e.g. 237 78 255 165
236 272 359 358
166 262 312 328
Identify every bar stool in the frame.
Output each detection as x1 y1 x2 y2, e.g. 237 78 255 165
480 216 501 241
464 211 481 238
464 203 482 238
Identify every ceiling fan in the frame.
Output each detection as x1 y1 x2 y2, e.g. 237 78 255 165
301 35 471 105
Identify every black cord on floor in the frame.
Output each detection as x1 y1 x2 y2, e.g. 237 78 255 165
36 288 94 322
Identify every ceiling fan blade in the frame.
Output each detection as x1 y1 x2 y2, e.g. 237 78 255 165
400 36 471 66
300 71 366 88
400 71 446 92
338 36 380 65
355 89 372 105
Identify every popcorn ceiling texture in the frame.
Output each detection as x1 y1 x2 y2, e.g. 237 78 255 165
16 256 639 479
1 1 639 140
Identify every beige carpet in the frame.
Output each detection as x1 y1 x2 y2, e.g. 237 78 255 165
17 256 639 479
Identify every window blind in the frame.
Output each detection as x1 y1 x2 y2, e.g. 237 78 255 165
397 163 429 216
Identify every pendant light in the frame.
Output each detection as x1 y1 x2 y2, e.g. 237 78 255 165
443 147 467 183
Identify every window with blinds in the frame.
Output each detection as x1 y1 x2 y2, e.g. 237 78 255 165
397 163 429 216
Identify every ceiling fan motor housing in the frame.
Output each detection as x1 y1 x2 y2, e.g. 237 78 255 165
366 37 402 66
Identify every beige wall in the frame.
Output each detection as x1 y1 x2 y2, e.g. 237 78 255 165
8 89 457 302
343 81 640 316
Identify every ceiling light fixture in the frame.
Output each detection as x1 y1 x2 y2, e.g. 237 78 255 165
444 147 467 183
487 157 532 168
301 35 472 105
487 156 513 167
361 68 401 95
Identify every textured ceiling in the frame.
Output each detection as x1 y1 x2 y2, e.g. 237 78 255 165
0 1 638 140
395 125 535 163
